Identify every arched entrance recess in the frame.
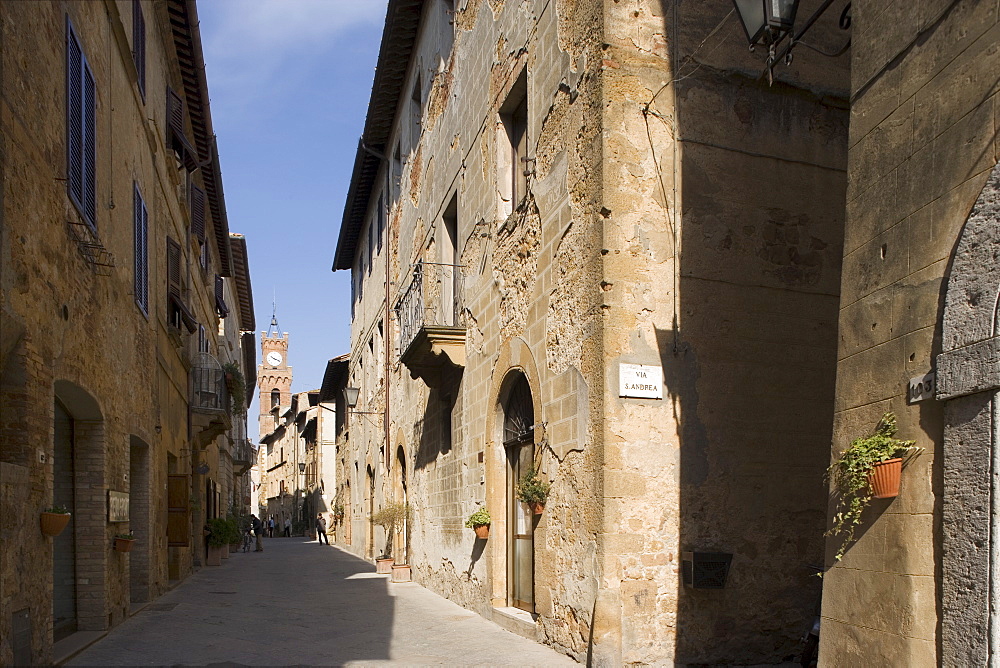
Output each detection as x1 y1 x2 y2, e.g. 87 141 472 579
52 380 106 637
503 372 535 611
936 162 1000 666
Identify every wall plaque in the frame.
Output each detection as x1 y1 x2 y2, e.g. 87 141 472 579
619 363 663 399
107 490 129 523
908 372 935 403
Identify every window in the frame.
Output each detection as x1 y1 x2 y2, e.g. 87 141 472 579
368 223 375 273
409 75 422 154
215 275 229 318
376 193 385 254
66 17 97 230
132 0 146 99
166 236 197 333
133 183 148 314
166 87 197 170
392 144 402 206
499 72 528 216
271 389 280 409
189 183 206 243
197 324 208 354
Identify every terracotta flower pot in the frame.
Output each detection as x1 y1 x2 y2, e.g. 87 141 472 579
113 538 135 553
869 457 903 499
473 524 490 539
529 501 544 515
391 564 411 583
376 557 394 574
40 512 71 537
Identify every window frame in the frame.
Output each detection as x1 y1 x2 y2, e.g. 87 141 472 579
133 183 149 316
132 0 146 100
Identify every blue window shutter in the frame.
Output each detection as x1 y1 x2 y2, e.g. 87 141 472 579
190 184 206 242
66 22 84 213
133 0 146 98
134 184 148 314
82 65 96 227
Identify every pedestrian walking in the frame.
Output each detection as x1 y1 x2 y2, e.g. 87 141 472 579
316 513 328 545
250 514 264 552
268 516 275 538
283 516 291 537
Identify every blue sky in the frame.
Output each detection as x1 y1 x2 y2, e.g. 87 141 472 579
197 0 388 439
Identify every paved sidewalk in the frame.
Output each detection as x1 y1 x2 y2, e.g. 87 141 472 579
67 537 577 666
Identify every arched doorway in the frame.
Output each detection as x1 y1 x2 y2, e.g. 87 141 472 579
393 445 408 564
502 373 534 612
52 399 76 640
128 435 151 606
936 162 1000 664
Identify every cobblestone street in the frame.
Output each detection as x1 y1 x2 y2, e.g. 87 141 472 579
66 537 576 666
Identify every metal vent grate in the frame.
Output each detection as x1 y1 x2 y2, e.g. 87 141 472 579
681 551 733 589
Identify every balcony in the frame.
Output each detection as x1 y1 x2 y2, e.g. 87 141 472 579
395 261 465 385
190 356 231 447
232 439 255 476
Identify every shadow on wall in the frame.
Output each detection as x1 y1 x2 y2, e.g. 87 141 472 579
653 1 848 660
414 366 463 471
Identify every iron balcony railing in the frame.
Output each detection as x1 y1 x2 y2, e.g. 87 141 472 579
395 260 464 357
191 365 229 413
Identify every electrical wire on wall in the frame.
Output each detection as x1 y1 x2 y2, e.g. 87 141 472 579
640 6 735 356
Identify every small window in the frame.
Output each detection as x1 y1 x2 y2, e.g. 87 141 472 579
133 183 148 314
166 87 197 171
189 183 206 242
368 223 375 273
499 71 528 216
215 275 229 318
392 145 402 205
132 0 146 99
271 389 280 409
66 17 97 230
376 193 385 254
409 74 422 154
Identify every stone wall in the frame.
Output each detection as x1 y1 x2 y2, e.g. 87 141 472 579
820 1 1000 664
0 1 245 662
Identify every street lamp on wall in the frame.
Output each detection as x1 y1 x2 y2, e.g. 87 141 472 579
342 387 382 415
732 0 851 84
298 462 306 473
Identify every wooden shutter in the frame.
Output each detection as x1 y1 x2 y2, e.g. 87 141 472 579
189 184 205 242
166 237 181 298
167 474 190 547
67 24 84 211
133 184 148 313
167 87 184 138
82 65 96 227
215 275 229 318
132 0 146 97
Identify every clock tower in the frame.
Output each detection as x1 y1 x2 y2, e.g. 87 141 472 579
258 311 293 440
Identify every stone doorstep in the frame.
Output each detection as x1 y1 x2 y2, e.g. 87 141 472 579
490 606 540 642
53 631 106 666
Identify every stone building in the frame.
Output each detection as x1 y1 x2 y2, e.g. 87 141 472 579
0 1 255 663
819 1 1000 664
332 0 850 663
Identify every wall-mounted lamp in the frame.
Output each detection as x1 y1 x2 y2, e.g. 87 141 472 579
342 387 383 415
298 462 306 473
732 0 850 84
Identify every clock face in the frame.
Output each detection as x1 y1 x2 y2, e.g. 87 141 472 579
266 351 282 367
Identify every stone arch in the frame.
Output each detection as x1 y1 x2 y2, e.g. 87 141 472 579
484 337 543 608
52 380 107 634
935 161 1000 666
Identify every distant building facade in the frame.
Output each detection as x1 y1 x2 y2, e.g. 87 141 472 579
0 1 255 663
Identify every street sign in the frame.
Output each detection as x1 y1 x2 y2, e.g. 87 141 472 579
619 363 663 399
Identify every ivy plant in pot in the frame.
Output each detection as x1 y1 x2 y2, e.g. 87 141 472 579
516 467 551 515
40 505 72 537
465 507 491 539
827 412 917 560
206 517 232 566
222 362 246 416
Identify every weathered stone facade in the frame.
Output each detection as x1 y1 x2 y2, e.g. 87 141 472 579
333 1 849 663
0 1 254 663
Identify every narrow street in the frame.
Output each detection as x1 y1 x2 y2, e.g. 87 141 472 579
66 537 576 666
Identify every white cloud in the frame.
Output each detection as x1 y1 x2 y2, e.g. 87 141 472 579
200 0 386 123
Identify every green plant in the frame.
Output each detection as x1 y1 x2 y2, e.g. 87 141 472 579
222 362 246 415
115 531 135 540
464 507 491 529
827 412 916 560
516 467 551 505
44 505 71 514
332 503 345 522
206 517 233 547
371 503 411 559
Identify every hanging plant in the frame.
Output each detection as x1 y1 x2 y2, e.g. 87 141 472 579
222 362 246 415
516 466 550 514
827 412 917 560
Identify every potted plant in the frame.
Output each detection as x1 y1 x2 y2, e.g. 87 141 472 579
827 412 917 560
222 362 246 416
227 515 243 553
206 517 231 565
40 505 71 537
332 503 345 523
465 506 491 539
516 466 551 514
113 531 136 553
371 503 411 573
